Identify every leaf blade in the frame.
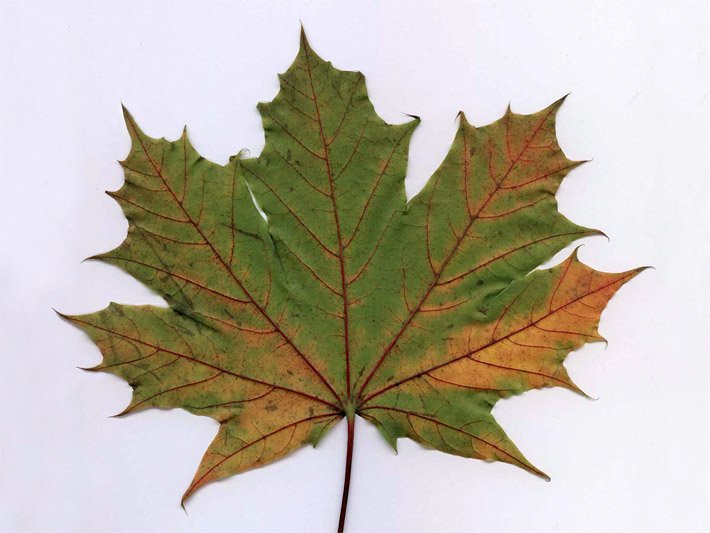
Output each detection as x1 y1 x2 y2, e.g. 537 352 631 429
64 32 644 521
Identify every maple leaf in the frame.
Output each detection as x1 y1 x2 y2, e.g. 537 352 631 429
61 29 643 532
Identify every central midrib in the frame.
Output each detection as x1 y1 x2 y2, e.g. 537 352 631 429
302 39 353 402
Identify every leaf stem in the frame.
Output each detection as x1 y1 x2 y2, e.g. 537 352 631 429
338 413 355 533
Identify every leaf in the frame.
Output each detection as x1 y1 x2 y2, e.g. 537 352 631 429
61 29 643 531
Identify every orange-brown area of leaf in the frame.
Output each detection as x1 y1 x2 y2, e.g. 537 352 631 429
360 253 643 405
182 390 340 503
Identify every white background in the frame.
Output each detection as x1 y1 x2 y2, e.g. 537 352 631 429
1 1 708 531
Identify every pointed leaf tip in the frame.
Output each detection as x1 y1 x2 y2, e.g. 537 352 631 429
550 92 570 113
299 24 310 49
52 308 70 320
120 105 142 139
120 103 131 121
588 228 610 241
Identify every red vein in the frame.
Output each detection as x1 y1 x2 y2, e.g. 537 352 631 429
264 110 325 160
271 147 331 198
478 196 547 219
491 279 534 342
343 126 412 249
435 231 587 288
119 162 160 180
327 75 363 145
467 356 573 389
278 95 318 123
107 191 190 224
135 225 207 246
424 372 512 393
99 255 252 305
124 371 223 414
550 255 574 310
279 75 315 102
348 211 395 285
190 310 276 335
500 162 579 190
188 387 276 410
462 133 474 217
333 121 367 181
419 294 475 314
94 349 160 370
130 356 180 383
507 337 560 351
285 246 342 296
243 166 339 259
303 37 352 398
532 324 595 338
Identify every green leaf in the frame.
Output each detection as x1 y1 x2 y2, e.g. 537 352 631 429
61 29 643 531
